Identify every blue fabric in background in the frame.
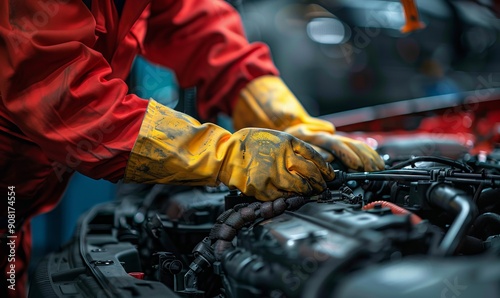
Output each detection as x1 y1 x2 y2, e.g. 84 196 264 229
129 56 179 109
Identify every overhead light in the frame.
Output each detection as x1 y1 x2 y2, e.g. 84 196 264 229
306 17 350 45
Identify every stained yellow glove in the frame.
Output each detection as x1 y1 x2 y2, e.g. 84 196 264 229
233 75 385 171
124 99 334 201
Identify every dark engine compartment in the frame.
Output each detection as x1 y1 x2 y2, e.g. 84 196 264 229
29 143 500 298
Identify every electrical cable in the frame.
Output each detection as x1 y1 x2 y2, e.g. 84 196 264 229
389 156 473 172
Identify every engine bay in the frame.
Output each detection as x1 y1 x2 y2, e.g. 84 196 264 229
29 147 500 297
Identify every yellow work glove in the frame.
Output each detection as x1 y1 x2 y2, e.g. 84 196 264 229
233 75 385 172
124 99 334 201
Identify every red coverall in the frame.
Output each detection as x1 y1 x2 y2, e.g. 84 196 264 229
0 1 277 296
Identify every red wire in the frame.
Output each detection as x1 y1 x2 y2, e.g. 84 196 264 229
363 200 423 225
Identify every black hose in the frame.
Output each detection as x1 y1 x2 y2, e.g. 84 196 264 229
472 183 485 203
471 212 500 240
477 188 500 211
389 156 473 172
427 183 478 256
473 162 500 174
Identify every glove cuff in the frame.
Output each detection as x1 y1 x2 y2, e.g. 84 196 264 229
124 99 230 185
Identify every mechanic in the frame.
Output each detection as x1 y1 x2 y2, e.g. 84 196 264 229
0 1 383 296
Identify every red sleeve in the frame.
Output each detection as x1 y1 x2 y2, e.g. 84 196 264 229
0 0 148 181
143 0 279 120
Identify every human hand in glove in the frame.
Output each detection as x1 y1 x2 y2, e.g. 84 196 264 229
233 76 385 172
124 100 334 201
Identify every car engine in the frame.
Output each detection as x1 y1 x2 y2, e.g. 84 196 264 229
29 142 500 298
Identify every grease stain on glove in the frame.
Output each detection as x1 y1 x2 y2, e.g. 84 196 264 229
219 128 335 201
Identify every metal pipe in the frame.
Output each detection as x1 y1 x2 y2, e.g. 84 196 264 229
427 183 478 256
